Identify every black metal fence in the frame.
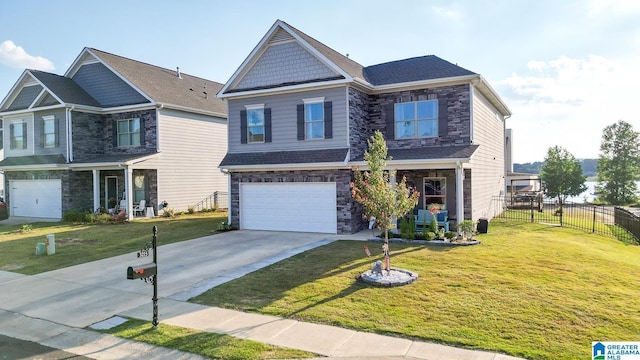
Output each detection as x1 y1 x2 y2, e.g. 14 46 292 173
491 196 640 244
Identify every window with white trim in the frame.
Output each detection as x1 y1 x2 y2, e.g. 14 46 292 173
0 120 3 150
304 98 324 140
246 105 265 143
395 100 438 139
43 115 56 148
424 177 446 208
117 118 140 147
10 121 26 150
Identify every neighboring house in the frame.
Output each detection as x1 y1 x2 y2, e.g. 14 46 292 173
218 20 512 234
0 48 227 220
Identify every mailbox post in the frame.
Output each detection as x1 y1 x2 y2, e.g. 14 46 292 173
126 226 159 328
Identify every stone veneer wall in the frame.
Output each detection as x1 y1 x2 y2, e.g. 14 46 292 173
348 87 373 161
369 84 471 150
72 109 157 161
230 169 366 234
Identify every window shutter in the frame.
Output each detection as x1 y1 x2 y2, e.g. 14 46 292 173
112 121 118 147
55 118 60 147
139 117 145 146
324 101 333 139
384 103 395 140
438 98 448 137
9 123 14 149
240 110 247 144
21 123 27 149
41 119 46 147
264 108 272 143
297 104 304 140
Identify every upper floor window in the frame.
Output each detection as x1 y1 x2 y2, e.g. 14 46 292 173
117 118 140 147
10 122 27 150
304 98 324 140
395 100 438 139
0 120 3 150
43 116 57 148
246 105 265 143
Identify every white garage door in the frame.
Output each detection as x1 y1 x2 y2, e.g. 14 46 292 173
240 182 337 234
11 180 62 218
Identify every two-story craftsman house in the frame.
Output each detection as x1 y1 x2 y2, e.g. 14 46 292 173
219 20 511 234
0 48 227 220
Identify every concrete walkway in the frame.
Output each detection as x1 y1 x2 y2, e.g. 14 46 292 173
0 229 525 359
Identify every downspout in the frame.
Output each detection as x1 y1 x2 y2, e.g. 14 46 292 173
66 106 75 162
220 168 231 225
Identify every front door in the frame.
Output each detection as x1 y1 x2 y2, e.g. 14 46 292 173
105 176 118 209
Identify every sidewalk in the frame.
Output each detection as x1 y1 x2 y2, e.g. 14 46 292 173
0 229 526 359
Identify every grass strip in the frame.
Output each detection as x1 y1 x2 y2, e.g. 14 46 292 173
96 318 319 360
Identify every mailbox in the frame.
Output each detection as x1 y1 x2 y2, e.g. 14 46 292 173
127 263 157 280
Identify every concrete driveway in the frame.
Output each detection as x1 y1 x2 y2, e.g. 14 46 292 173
0 230 337 329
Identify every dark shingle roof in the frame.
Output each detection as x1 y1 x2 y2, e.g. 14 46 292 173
0 154 66 167
29 70 101 106
352 145 479 162
220 148 349 167
363 56 477 86
89 48 226 115
71 152 158 164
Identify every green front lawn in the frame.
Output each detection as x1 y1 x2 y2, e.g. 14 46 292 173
0 212 227 275
191 219 640 360
97 318 317 360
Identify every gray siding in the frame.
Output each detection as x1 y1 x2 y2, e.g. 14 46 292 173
227 87 348 153
38 93 60 107
235 41 338 90
6 85 42 111
34 109 67 155
72 63 149 107
469 86 505 221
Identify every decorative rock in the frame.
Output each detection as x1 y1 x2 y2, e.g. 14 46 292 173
358 268 419 287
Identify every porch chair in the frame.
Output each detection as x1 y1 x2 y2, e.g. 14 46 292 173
118 200 127 212
133 200 146 217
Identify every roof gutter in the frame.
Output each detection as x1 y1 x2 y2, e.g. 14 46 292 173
220 161 349 172
156 102 226 119
217 78 351 99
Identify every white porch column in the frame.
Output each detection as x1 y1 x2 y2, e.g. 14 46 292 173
92 170 100 212
456 161 465 232
125 167 133 220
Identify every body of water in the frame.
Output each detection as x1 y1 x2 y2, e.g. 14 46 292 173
564 181 640 203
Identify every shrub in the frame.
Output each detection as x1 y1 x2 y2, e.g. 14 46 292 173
20 224 33 233
217 221 234 231
187 206 195 214
162 208 175 218
426 231 436 241
430 216 438 234
445 231 456 240
458 220 476 239
63 211 85 222
212 204 219 212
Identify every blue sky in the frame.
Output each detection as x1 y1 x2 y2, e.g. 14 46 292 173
1 0 638 163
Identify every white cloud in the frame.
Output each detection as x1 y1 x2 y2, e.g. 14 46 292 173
587 0 640 16
432 4 462 21
0 40 55 71
498 55 638 163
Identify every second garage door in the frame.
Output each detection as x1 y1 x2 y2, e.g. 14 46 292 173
240 182 337 234
10 180 62 218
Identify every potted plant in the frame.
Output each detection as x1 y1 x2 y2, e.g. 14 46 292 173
458 220 476 240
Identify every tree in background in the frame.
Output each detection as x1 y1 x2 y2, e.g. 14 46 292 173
597 120 640 205
541 146 586 213
351 131 420 272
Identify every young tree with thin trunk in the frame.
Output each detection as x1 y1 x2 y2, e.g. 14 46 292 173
350 131 420 271
541 146 586 213
597 120 640 205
